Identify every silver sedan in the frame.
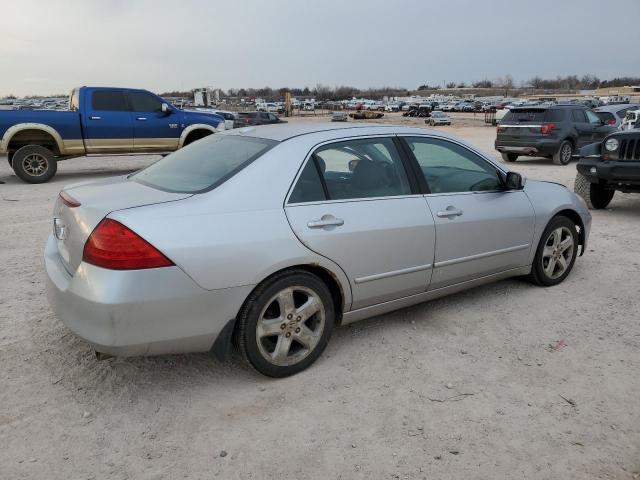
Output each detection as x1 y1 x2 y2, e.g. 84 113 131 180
45 124 591 377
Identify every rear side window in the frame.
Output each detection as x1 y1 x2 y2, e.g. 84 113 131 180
92 91 128 111
596 112 615 123
571 109 588 123
131 135 277 193
502 109 547 123
545 109 566 122
288 159 326 203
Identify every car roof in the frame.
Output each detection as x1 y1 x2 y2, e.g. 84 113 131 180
223 122 452 142
595 104 635 113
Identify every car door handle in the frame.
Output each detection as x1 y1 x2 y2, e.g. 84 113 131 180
136 117 147 121
307 217 344 229
89 116 101 120
436 207 463 218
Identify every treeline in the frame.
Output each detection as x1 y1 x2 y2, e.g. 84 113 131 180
418 75 640 91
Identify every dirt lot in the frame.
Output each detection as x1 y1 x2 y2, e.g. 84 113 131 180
1 114 639 479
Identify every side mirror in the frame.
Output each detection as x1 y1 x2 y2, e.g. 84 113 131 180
161 103 171 115
505 171 525 190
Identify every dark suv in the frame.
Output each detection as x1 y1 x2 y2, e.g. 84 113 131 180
574 130 640 209
495 105 615 165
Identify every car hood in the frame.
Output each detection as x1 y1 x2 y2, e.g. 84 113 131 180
181 109 225 125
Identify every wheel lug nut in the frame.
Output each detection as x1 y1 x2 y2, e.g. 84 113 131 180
295 328 300 333
287 314 293 320
285 332 291 338
280 324 286 330
296 317 301 322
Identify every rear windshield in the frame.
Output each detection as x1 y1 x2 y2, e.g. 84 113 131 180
502 109 547 123
596 112 615 122
131 135 277 193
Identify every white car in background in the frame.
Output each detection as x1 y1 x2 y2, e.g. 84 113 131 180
214 110 236 130
427 111 451 126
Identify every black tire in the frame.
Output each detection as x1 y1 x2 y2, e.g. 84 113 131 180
7 151 14 167
12 145 57 183
235 269 335 377
573 172 614 209
528 215 579 287
501 152 518 162
553 140 573 166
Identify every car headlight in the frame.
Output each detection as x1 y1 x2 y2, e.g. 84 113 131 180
604 138 619 152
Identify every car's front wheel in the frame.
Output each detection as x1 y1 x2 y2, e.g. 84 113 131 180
236 270 335 377
574 172 614 209
529 216 579 286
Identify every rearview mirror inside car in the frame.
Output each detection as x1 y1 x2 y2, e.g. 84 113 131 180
505 171 524 190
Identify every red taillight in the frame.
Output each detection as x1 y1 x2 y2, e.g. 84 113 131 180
497 126 505 133
59 191 81 208
540 123 556 135
607 119 616 126
83 218 174 270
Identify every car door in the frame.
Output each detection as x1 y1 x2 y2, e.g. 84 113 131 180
571 109 594 147
127 91 181 151
401 136 535 291
284 136 436 310
83 89 133 153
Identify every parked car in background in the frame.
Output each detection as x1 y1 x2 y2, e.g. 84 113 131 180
594 104 639 129
495 105 615 165
620 109 640 130
574 130 640 209
426 111 451 126
331 111 348 122
213 110 236 130
0 86 225 183
45 124 591 377
233 111 286 128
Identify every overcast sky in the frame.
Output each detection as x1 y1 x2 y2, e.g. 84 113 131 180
2 0 639 96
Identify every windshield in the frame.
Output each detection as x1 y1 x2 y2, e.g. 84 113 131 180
131 134 277 193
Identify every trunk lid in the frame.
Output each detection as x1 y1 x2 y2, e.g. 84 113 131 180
497 108 548 141
53 176 191 274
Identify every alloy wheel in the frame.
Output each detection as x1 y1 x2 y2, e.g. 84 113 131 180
541 226 574 279
22 153 48 176
256 286 326 367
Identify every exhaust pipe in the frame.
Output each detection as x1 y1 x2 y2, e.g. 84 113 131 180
95 351 114 361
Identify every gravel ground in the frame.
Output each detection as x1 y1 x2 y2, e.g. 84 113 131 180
1 115 639 479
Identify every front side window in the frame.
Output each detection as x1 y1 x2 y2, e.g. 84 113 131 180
311 138 411 200
129 92 163 112
585 110 602 125
406 137 502 194
132 135 276 193
91 90 128 111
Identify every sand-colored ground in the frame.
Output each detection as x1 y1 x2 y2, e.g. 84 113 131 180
1 115 639 479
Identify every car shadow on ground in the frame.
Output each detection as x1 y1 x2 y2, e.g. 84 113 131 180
38 276 533 407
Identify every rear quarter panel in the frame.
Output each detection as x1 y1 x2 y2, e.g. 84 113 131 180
0 110 83 154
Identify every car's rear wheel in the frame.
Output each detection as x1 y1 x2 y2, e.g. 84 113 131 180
574 172 614 209
235 270 335 377
501 153 518 162
528 216 578 286
12 145 57 183
553 140 573 165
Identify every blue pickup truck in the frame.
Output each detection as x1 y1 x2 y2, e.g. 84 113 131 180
0 86 226 183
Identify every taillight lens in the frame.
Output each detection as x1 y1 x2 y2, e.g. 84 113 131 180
540 123 556 135
497 126 505 133
83 218 174 270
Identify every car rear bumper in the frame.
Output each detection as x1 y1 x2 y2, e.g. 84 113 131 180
576 158 640 188
495 139 558 156
44 235 253 356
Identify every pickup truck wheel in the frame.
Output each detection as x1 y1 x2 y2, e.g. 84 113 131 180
574 172 614 209
501 153 518 162
553 140 573 165
12 145 57 183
